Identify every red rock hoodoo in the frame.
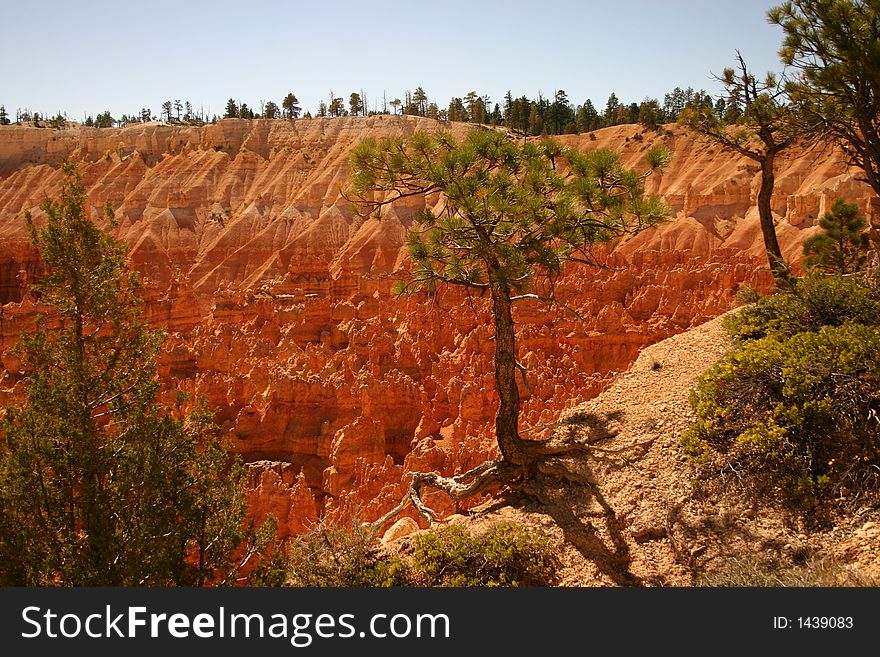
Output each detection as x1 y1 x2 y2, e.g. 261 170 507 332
1 117 876 536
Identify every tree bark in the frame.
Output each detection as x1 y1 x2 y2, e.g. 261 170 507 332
757 152 791 287
490 281 530 466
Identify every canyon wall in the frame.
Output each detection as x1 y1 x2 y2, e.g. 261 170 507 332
0 117 876 535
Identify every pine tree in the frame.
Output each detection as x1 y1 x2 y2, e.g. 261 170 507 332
679 52 808 287
575 99 600 133
604 93 620 126
803 198 870 274
527 103 543 135
0 166 268 585
224 98 238 119
349 92 364 116
282 93 300 119
770 0 880 199
0 105 9 125
412 87 428 116
638 99 663 130
328 97 345 117
349 131 670 530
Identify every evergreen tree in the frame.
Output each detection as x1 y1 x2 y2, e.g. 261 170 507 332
626 102 640 124
140 108 152 123
161 101 173 122
575 99 600 133
224 98 238 119
491 103 503 126
349 131 670 528
412 87 428 116
680 52 806 286
503 91 513 126
604 93 620 126
349 92 364 116
0 166 268 585
638 99 663 129
328 97 346 117
770 1 880 200
0 105 9 125
95 111 114 128
663 87 687 122
282 93 300 119
547 90 574 135
446 97 466 122
264 101 279 119
464 91 487 124
527 103 543 135
803 198 870 274
173 99 182 121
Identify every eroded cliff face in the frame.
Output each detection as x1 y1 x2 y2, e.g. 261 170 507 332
0 117 876 536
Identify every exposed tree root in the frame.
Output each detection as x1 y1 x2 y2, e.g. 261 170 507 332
368 432 655 533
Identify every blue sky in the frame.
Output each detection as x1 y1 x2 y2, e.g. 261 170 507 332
1 0 785 121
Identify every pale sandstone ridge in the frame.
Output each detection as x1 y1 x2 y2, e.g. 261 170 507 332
0 118 876 537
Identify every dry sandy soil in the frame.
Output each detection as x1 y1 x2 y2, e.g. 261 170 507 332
385 311 880 586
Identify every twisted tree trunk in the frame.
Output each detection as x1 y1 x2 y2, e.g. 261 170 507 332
757 151 791 287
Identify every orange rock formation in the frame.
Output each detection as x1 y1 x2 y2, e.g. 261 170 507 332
0 117 876 536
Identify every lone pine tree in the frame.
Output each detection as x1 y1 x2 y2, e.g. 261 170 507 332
349 129 669 525
680 52 808 287
0 166 265 585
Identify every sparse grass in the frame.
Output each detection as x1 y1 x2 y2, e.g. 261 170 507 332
698 556 879 587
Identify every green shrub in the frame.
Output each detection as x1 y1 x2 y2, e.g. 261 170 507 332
282 518 558 587
410 521 558 587
684 322 880 508
724 274 880 341
284 519 411 587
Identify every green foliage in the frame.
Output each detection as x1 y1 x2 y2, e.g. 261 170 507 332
350 130 670 298
281 93 300 119
284 519 411 587
224 98 238 119
803 198 870 274
724 274 880 341
769 0 880 197
685 277 880 510
0 165 264 585
264 101 280 120
410 521 558 587
283 519 558 587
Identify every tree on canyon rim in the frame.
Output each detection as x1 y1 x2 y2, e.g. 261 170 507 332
769 0 880 268
770 0 880 200
348 129 670 525
680 52 811 288
0 165 271 585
